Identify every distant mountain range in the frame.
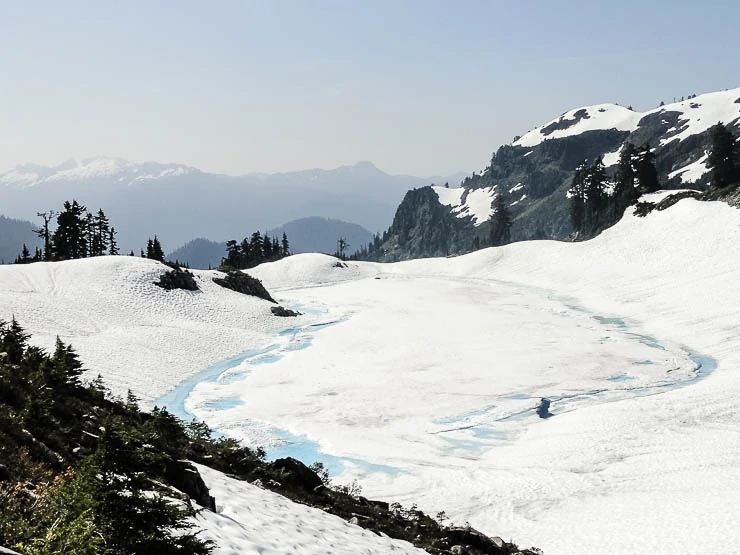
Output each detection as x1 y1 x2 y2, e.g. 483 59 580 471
167 217 374 269
0 159 466 254
370 86 740 260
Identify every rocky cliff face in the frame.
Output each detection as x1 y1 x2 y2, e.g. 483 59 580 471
367 88 740 261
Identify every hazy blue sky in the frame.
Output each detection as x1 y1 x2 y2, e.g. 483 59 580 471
1 0 738 176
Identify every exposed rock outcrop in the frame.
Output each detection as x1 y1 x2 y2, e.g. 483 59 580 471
213 271 275 303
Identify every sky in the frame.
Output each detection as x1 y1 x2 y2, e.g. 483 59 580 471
0 0 738 177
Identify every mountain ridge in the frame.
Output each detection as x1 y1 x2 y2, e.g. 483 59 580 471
364 86 740 261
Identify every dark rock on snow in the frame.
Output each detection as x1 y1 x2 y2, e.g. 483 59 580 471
271 305 302 317
164 459 216 511
446 526 508 554
271 457 324 491
154 267 199 291
536 398 552 419
213 271 276 303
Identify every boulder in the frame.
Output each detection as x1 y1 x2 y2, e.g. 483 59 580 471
536 398 552 418
272 457 324 491
271 305 302 317
164 460 216 511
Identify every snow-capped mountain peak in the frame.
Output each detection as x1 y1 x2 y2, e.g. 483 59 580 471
0 157 200 189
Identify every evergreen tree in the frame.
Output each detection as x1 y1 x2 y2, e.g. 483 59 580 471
224 240 241 268
489 189 512 246
262 233 273 259
108 227 119 255
49 337 85 389
17 244 32 264
281 232 290 256
613 142 639 214
91 209 110 256
584 157 608 234
568 162 588 235
240 238 251 266
249 231 263 263
0 317 29 364
53 201 89 260
707 123 739 189
635 144 659 194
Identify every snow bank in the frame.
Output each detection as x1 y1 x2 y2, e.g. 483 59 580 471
194 464 425 555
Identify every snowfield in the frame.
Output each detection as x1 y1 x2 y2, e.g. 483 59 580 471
2 195 740 554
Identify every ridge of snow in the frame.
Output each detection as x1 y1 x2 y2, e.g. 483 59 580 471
514 87 740 149
432 185 496 226
514 104 641 147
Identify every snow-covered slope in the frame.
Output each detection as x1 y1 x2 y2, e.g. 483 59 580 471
514 103 640 147
514 87 740 150
432 185 496 226
0 257 319 399
194 464 425 555
3 195 740 554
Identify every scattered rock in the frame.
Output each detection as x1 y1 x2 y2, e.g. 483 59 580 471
332 261 348 268
271 305 302 317
154 267 199 291
213 271 276 303
164 459 216 511
446 526 508 554
272 457 324 491
635 190 702 217
536 398 552 418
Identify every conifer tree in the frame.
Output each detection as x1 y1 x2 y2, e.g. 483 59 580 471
281 232 290 256
489 189 512 246
53 201 89 260
568 162 588 234
707 123 739 189
108 227 119 255
635 144 659 194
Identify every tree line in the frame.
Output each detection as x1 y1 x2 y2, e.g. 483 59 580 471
221 231 290 270
16 200 119 263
